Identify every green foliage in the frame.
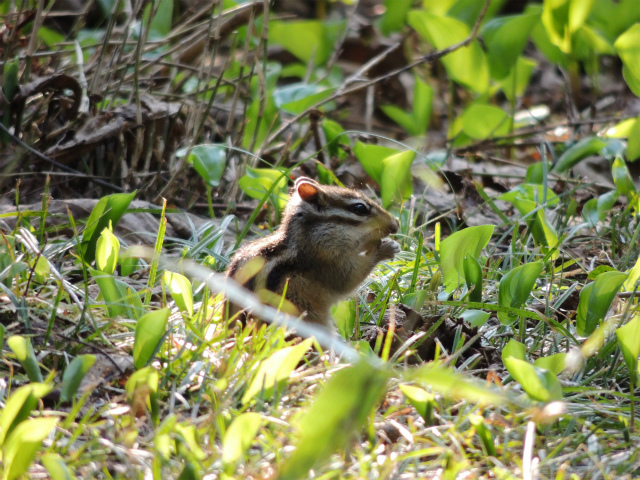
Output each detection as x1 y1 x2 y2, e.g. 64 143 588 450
380 76 433 136
60 355 96 403
133 308 170 369
576 271 628 336
222 413 263 470
163 271 194 316
7 336 43 383
497 261 543 325
187 145 227 187
439 225 494 292
95 225 119 274
2 417 59 480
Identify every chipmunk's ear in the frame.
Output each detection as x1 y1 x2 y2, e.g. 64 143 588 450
296 178 319 202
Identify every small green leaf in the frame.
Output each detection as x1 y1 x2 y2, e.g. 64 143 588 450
133 308 170 369
381 150 415 208
353 142 400 184
408 11 489 93
533 353 566 376
616 314 640 383
81 191 136 264
612 157 637 196
497 261 544 325
95 226 120 274
222 413 263 468
60 355 96 403
576 271 628 336
378 0 412 36
625 116 640 161
2 417 58 480
332 299 355 340
242 338 313 404
463 255 482 302
125 367 159 425
7 336 43 383
0 383 51 446
163 271 193 316
187 145 226 187
615 23 640 93
583 191 618 226
502 339 527 362
503 357 562 402
399 384 435 424
238 167 289 210
461 104 510 140
552 137 610 173
273 84 333 115
440 225 495 292
41 453 75 480
144 0 173 40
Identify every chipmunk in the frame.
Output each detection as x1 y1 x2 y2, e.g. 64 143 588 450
226 177 400 328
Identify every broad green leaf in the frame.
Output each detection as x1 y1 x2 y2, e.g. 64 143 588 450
81 191 136 264
605 118 636 139
615 23 640 91
125 367 159 425
243 93 278 150
7 336 43 383
173 423 206 461
90 268 143 319
353 142 400 184
163 271 193 316
612 157 636 196
576 271 628 336
502 339 527 362
378 0 412 35
238 167 289 210
399 384 435 423
410 363 505 405
242 338 313 404
626 116 640 161
463 255 482 302
144 0 173 40
381 150 415 208
133 308 170 369
533 353 566 376
440 225 495 292
503 357 562 402
332 299 355 340
187 145 226 187
381 77 433 136
273 84 334 115
498 261 544 325
408 11 489 93
0 383 51 446
497 56 538 101
460 309 491 328
95 226 120 274
582 191 618 226
531 14 568 67
624 254 640 293
482 11 540 79
461 104 510 140
222 413 263 468
622 64 640 97
2 417 58 480
616 314 640 383
269 20 344 65
552 137 609 173
41 453 75 480
60 355 96 403
322 119 349 160
280 361 389 480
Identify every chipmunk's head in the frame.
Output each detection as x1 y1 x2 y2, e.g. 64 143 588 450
285 177 399 240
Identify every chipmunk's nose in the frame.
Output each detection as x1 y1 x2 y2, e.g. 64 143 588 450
388 219 399 235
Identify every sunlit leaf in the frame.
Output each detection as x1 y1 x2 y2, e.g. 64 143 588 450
2 417 58 480
163 271 194 316
7 335 43 383
133 308 170 369
440 225 495 292
222 413 263 468
61 355 96 403
576 271 628 336
504 357 562 402
187 145 227 187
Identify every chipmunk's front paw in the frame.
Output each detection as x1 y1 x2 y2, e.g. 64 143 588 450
377 238 401 261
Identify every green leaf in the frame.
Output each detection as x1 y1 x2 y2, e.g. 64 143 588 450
353 142 400 184
551 137 610 173
7 336 43 383
81 191 136 264
378 0 412 36
582 191 618 226
332 299 355 340
41 453 75 480
144 0 173 40
0 383 51 447
576 271 628 336
612 157 637 195
238 167 289 210
381 150 415 208
440 225 495 292
615 23 640 93
2 57 19 101
60 355 96 403
242 338 313 404
482 11 540 79
187 145 226 187
269 20 344 65
626 116 640 161
95 226 120 274
460 309 491 328
408 11 489 93
502 339 527 362
273 84 334 115
616 314 640 384
624 253 640 293
399 384 435 423
503 357 562 402
90 268 143 319
2 417 58 480
498 261 544 325
163 271 193 316
222 413 263 468
243 93 278 150
463 255 483 302
533 353 566 376
461 104 510 140
133 308 170 369
622 64 640 97
381 76 433 136
280 361 389 480
125 367 159 425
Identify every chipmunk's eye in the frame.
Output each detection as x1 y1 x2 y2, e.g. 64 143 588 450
349 202 370 216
